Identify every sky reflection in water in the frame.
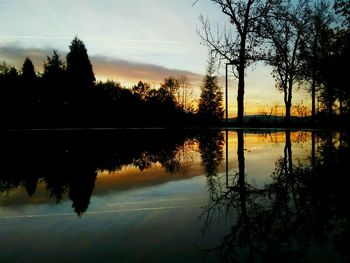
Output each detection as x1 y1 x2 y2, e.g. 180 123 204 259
0 130 348 262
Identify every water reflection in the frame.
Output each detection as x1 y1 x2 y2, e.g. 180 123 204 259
0 129 349 262
0 130 197 215
198 131 224 196
201 130 350 262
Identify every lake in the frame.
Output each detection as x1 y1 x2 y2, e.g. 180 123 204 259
0 129 349 262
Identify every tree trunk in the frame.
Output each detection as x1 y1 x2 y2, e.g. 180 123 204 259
237 129 245 183
311 31 318 125
286 131 292 173
311 78 316 124
237 66 245 125
285 103 291 124
285 80 293 125
237 129 250 240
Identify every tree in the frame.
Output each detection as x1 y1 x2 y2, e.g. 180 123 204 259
0 62 19 127
66 36 95 87
65 37 95 126
132 81 151 101
303 1 350 120
41 50 67 125
0 62 18 79
21 57 36 81
43 50 66 80
158 77 179 105
21 57 38 125
198 0 276 124
177 76 194 112
333 0 350 118
198 57 224 123
261 0 311 124
299 2 332 123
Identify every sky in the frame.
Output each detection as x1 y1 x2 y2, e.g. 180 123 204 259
0 0 311 116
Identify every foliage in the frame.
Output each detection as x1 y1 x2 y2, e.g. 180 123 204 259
21 57 36 81
66 36 95 87
198 57 224 124
132 81 151 101
43 50 66 80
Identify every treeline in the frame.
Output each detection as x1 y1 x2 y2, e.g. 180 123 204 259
300 0 350 123
0 37 223 128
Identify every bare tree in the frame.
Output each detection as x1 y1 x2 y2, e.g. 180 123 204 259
299 2 332 123
197 0 276 124
261 0 311 124
177 76 195 112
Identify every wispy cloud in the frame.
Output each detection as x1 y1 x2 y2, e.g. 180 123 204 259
0 46 203 86
92 56 203 86
0 46 52 68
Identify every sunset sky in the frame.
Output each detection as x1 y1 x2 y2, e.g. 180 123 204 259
0 0 311 116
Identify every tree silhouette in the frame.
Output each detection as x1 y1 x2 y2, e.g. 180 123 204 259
261 0 311 124
41 50 67 126
177 76 194 113
43 50 66 80
198 57 224 124
20 57 38 126
21 57 36 81
65 36 95 126
299 2 332 123
132 81 151 101
0 63 19 127
66 36 95 87
198 0 276 125
158 77 179 104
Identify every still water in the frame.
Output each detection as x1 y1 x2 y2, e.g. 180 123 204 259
0 129 349 262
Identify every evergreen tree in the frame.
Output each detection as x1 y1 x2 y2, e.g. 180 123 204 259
21 57 38 126
65 37 95 126
21 57 36 81
43 50 65 80
198 58 224 123
66 36 95 87
41 50 68 126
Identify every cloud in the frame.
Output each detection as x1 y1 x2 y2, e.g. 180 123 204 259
92 56 203 86
0 46 53 69
0 46 203 87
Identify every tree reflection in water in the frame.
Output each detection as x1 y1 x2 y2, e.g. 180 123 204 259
200 130 350 263
0 130 197 216
1 129 349 261
198 130 224 197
